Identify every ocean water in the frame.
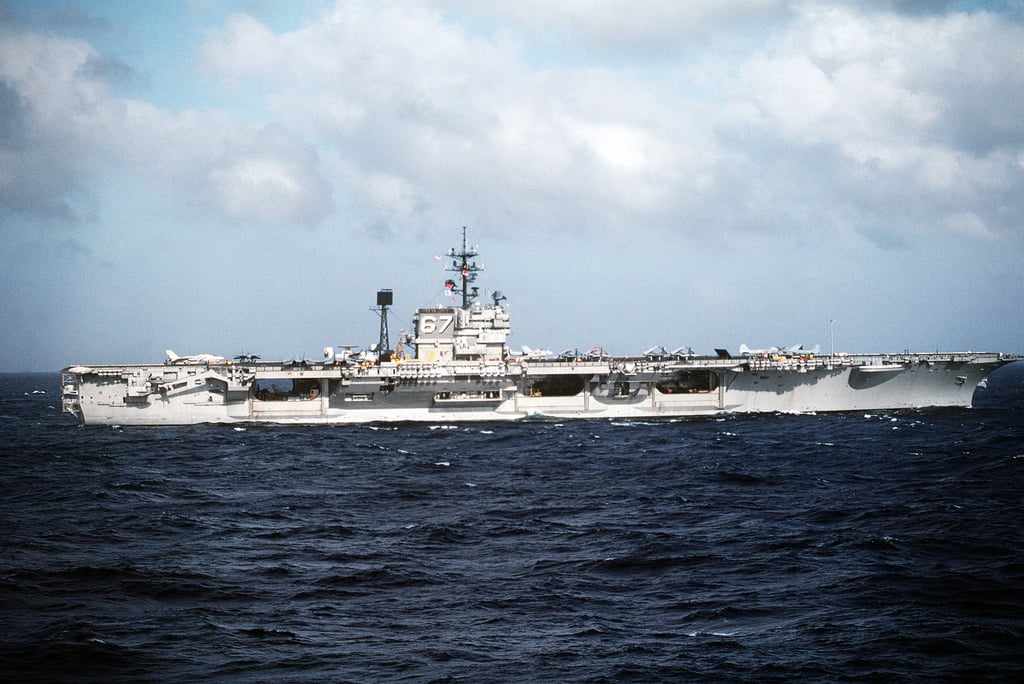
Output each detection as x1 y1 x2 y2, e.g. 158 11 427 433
1 366 1022 683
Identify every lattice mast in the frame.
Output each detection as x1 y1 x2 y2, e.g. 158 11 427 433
374 289 392 357
445 226 480 309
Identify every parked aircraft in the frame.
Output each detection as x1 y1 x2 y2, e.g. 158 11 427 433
165 350 226 365
739 344 779 356
517 345 554 359
739 344 821 357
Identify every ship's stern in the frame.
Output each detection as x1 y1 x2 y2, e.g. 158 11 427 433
60 369 85 424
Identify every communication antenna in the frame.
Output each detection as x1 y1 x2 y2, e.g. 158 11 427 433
444 226 481 308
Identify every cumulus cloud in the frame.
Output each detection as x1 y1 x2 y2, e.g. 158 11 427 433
201 127 334 225
3 0 1022 246
190 1 1024 245
434 0 790 54
0 23 333 227
727 7 1024 240
199 2 719 235
0 29 105 218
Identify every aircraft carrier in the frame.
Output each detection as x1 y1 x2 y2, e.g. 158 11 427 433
62 230 1018 426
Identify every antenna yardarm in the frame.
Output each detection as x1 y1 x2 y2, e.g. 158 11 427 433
445 226 481 308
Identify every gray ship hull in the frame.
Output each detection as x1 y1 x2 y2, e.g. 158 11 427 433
62 352 1016 426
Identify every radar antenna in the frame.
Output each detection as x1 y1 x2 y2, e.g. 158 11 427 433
372 289 393 362
444 226 481 309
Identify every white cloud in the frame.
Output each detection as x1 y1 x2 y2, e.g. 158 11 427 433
0 30 107 217
434 0 789 54
0 23 333 227
186 1 1024 245
944 210 999 241
719 6 1024 241
199 2 723 235
4 1 1021 247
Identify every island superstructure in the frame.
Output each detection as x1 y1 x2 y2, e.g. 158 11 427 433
62 229 1017 425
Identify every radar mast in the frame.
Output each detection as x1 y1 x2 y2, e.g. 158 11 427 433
372 289 392 361
445 226 481 309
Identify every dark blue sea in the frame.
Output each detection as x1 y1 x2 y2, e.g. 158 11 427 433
2 366 1023 683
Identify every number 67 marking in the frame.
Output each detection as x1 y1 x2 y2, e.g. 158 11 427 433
419 314 454 335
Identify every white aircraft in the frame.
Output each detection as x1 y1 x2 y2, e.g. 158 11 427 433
323 345 373 363
518 345 554 359
643 346 695 359
739 344 779 356
780 344 821 356
166 350 226 365
739 344 822 357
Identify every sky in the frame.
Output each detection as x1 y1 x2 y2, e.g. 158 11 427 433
1 0 1023 371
